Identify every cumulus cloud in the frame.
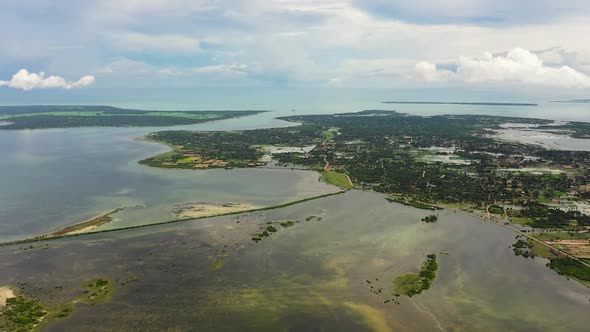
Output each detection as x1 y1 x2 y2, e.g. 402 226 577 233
413 48 590 88
0 69 96 90
411 61 453 82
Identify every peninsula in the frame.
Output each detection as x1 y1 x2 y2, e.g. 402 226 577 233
0 105 266 129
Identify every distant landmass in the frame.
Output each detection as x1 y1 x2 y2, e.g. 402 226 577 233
382 101 538 106
549 99 590 103
0 105 266 130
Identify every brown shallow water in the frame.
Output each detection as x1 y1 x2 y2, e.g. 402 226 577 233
1 190 589 331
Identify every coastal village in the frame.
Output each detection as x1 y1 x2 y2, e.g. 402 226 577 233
141 111 590 282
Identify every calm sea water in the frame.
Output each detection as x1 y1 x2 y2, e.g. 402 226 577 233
0 114 337 242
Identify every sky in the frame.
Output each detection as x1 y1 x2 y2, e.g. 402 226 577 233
1 0 590 102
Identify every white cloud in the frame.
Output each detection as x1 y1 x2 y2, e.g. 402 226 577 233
5 1 590 91
327 77 343 87
94 58 253 87
108 32 200 53
413 48 590 88
411 61 453 82
0 69 95 90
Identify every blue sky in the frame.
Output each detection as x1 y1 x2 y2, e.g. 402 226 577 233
1 0 590 100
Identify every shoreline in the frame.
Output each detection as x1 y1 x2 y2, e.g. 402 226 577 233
0 190 347 247
444 204 590 269
0 286 14 306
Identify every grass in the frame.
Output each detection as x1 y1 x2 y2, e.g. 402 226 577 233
393 254 438 297
320 171 353 189
211 259 225 271
529 239 558 259
78 279 114 304
321 130 337 141
280 221 296 228
532 232 590 241
509 217 534 226
392 274 423 296
386 197 442 211
548 257 590 284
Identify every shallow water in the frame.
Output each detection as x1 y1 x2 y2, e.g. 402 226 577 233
494 128 590 151
0 112 337 242
0 191 588 331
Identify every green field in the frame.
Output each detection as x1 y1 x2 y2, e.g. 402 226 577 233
533 232 590 241
320 171 353 189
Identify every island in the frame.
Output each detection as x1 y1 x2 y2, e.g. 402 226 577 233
381 101 538 106
393 254 438 297
0 105 266 129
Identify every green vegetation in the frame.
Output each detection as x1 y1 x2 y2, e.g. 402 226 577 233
386 197 441 211
548 257 590 283
512 239 535 258
512 203 590 228
0 106 264 129
320 171 353 189
533 232 590 241
140 124 325 169
19 244 51 251
421 215 438 223
1 296 47 332
280 221 296 228
211 259 225 271
393 254 438 297
488 205 504 215
79 279 114 304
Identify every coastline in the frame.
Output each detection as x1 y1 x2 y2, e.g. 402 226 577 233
0 286 14 307
0 190 347 247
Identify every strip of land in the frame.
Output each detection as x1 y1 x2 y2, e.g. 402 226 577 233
382 101 538 106
0 105 266 130
45 208 126 237
171 202 258 219
0 191 346 247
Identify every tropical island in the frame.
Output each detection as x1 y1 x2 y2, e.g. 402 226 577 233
0 105 265 129
139 110 590 284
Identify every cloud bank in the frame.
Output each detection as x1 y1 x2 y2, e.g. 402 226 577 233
0 69 96 90
413 48 590 88
3 2 590 92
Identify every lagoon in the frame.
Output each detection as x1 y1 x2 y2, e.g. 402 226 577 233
0 113 336 242
1 191 588 331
